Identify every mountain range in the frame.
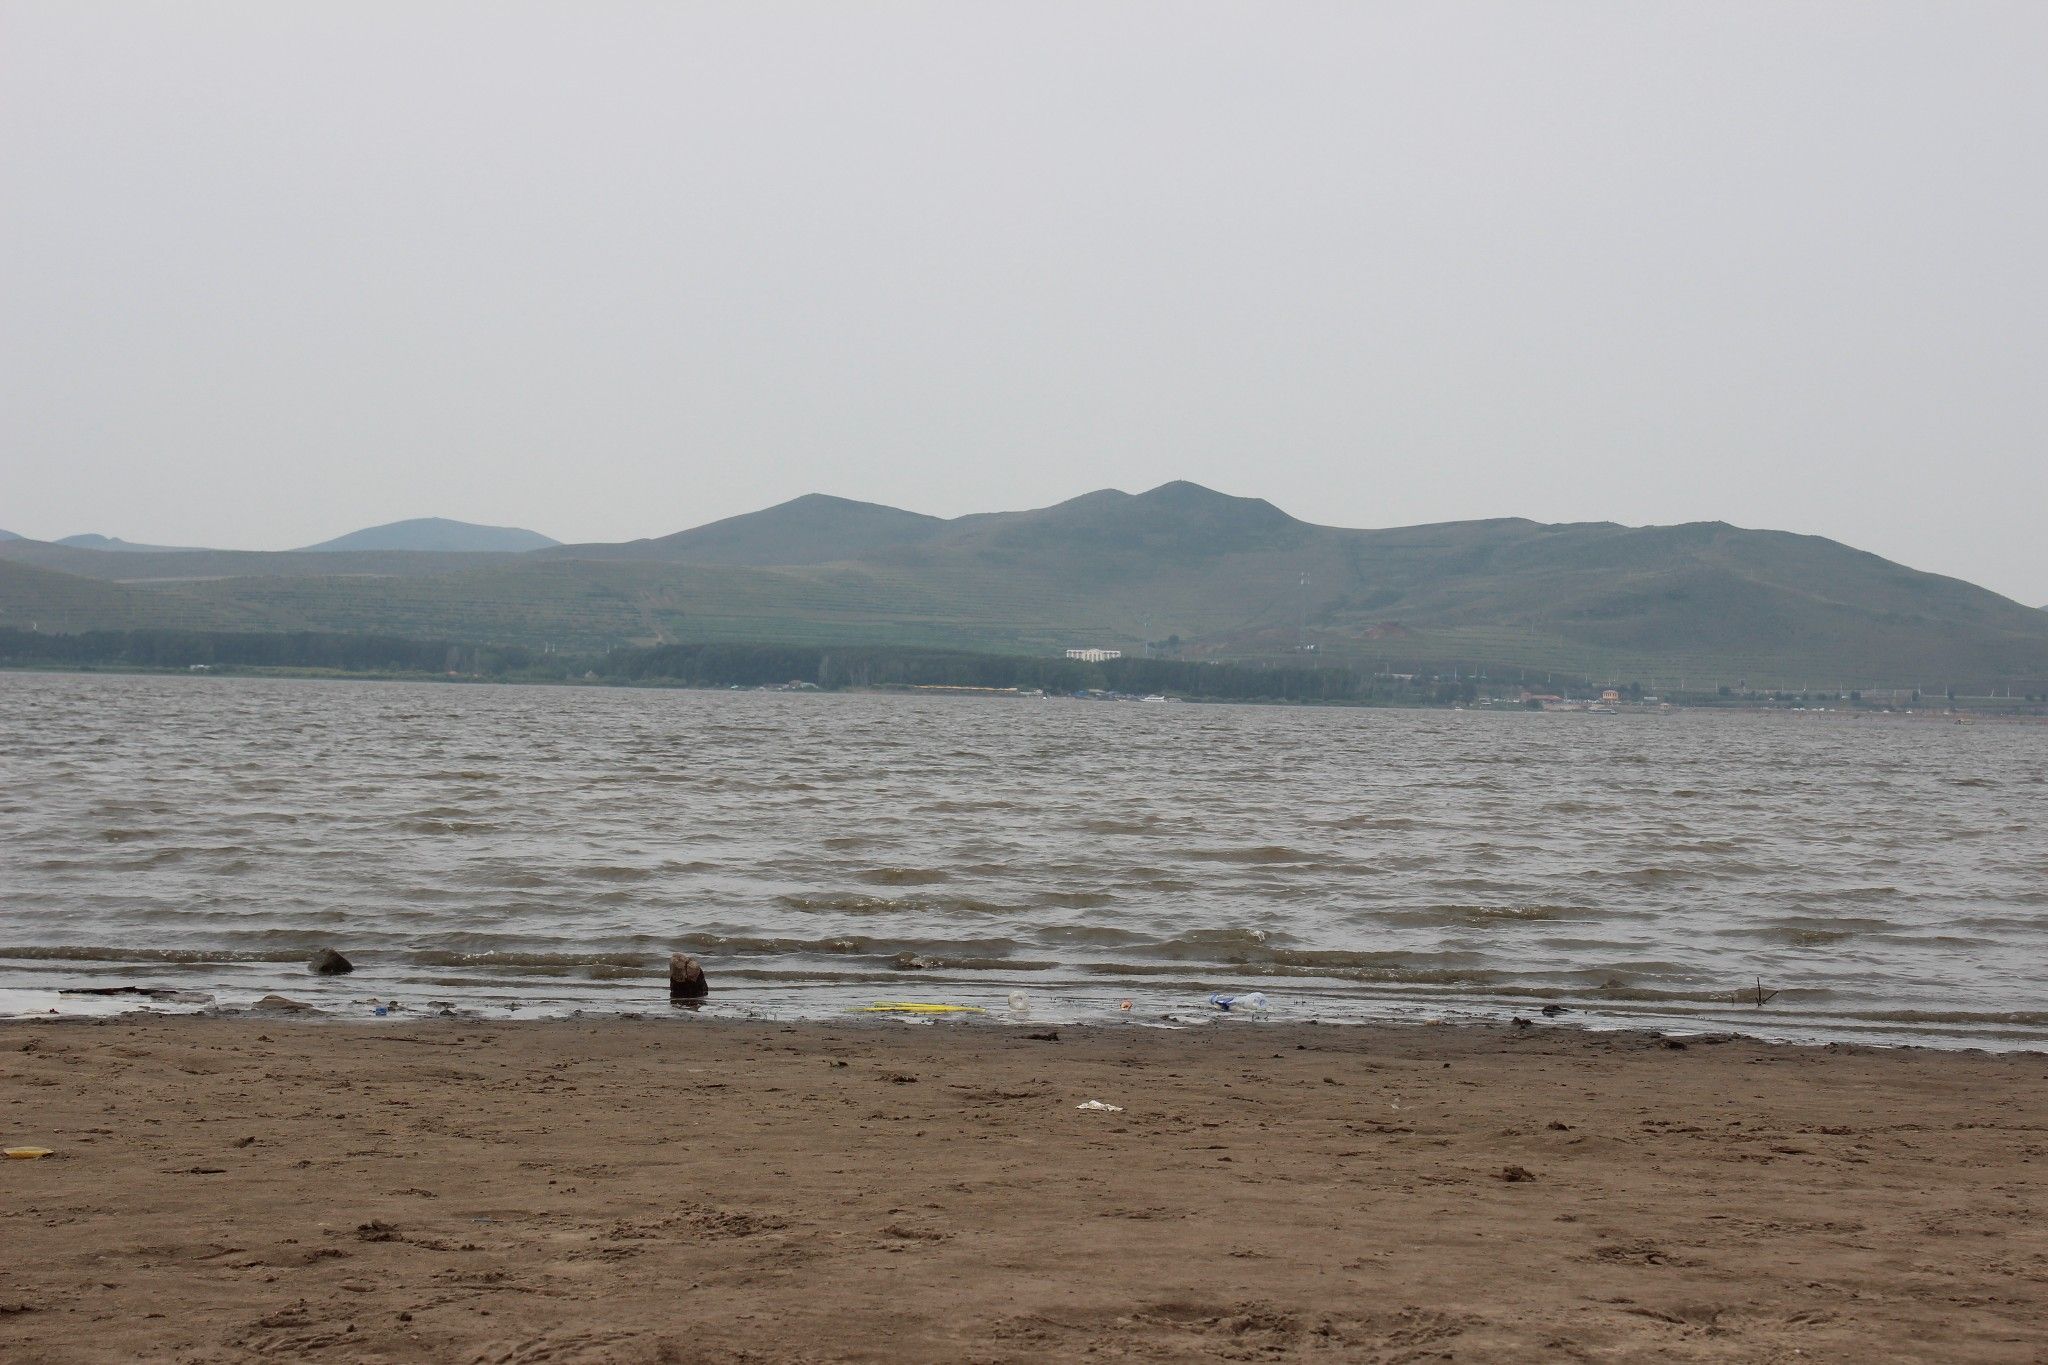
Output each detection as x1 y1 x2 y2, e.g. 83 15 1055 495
2 484 2044 690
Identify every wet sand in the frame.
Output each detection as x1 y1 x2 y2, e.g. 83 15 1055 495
2 1016 2043 1362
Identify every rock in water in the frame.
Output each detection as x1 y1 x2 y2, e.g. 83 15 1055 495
669 953 708 999
308 948 354 975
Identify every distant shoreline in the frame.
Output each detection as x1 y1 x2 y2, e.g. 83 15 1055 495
7 659 2047 722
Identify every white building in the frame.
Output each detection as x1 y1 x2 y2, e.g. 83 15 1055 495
1065 648 1122 662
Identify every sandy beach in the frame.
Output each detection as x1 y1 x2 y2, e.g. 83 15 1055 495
2 1015 2043 1362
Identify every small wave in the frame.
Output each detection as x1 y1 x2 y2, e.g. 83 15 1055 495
578 865 658 883
397 818 496 834
1032 924 1150 947
1747 926 1861 946
1381 903 1577 924
411 950 651 970
1165 927 1275 950
1033 889 1116 908
0 945 310 964
1845 1008 2048 1027
678 933 1030 961
1179 846 1319 865
888 952 1058 972
1604 867 1683 885
457 868 550 889
1078 959 1499 986
777 893 1006 915
107 848 188 868
1077 818 1158 834
854 867 951 886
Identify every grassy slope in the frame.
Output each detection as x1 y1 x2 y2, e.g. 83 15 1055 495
0 560 254 634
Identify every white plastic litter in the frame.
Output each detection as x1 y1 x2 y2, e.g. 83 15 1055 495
1075 1100 1124 1113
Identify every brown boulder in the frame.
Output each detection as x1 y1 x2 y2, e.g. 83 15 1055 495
668 954 708 999
308 948 354 975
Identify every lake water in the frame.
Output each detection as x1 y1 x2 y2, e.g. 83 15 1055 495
3 672 2043 1047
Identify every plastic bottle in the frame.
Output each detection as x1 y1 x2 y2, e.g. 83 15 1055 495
1209 991 1268 1014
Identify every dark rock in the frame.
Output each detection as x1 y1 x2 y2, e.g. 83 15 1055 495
1025 1030 1060 1042
308 948 353 975
1498 1165 1537 1182
251 994 316 1013
668 953 708 999
1540 1003 1568 1017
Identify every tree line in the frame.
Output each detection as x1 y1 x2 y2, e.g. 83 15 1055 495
0 628 1441 704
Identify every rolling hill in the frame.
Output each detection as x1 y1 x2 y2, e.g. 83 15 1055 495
551 494 941 566
53 534 209 552
4 483 2044 690
298 518 558 553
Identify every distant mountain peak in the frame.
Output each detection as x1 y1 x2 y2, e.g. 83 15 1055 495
1013 481 1301 546
298 518 559 554
550 495 943 566
55 533 206 552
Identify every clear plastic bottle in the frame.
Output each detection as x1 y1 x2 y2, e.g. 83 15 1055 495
1209 991 1268 1014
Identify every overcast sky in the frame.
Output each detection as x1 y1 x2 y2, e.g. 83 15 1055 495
3 3 2043 602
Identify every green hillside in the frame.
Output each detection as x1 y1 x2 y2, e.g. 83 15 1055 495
7 483 2045 690
0 560 247 634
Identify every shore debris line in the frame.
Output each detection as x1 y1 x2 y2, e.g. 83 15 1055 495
19 944 1801 1037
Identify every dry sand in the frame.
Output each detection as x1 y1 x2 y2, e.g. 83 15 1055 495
2 1015 2043 1362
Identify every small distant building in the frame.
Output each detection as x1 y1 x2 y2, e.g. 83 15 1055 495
1601 689 1622 704
1065 648 1122 662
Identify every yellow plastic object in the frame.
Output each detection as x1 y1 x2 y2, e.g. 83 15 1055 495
4 1147 52 1160
857 1002 986 1015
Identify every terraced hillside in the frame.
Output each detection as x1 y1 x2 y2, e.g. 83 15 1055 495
7 483 2046 690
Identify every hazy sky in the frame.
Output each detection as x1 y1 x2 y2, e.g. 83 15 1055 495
4 3 2044 602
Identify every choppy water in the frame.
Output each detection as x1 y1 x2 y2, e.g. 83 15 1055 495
2 671 2044 1047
